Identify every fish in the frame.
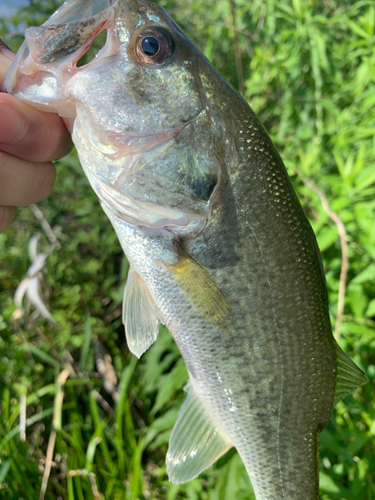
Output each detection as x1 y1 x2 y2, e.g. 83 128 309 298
3 0 368 498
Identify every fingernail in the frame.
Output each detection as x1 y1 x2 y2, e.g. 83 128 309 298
0 103 27 145
0 39 16 60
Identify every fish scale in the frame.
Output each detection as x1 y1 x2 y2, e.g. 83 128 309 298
3 0 367 498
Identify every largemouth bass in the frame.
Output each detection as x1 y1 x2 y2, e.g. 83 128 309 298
3 0 367 498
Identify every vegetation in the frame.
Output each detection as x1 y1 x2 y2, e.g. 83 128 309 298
0 0 374 498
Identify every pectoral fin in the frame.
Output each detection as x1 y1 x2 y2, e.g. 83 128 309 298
166 382 232 484
167 246 231 329
123 269 161 358
333 341 368 405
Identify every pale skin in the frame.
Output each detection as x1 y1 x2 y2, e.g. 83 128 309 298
0 41 72 233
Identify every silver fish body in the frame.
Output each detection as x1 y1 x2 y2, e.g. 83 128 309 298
3 1 367 498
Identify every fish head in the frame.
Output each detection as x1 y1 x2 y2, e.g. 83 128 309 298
3 0 238 229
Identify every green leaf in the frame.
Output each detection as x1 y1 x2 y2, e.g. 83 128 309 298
351 263 375 284
347 19 372 40
316 227 338 252
19 343 60 368
365 298 375 318
355 165 375 190
0 459 11 484
319 472 341 493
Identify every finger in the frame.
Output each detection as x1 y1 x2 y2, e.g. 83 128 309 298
0 49 73 162
0 93 73 162
0 205 17 233
0 151 56 206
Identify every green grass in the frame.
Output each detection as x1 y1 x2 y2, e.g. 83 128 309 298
0 0 374 498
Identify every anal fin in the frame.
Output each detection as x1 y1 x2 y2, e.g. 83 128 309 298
166 382 232 484
123 269 161 358
334 340 368 405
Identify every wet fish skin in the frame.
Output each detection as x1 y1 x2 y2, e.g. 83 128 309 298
3 1 367 499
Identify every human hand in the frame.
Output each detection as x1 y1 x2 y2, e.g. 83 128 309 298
0 39 73 233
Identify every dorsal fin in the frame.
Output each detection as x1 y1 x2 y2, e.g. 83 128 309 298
166 381 232 484
334 341 368 406
167 245 231 329
123 269 161 358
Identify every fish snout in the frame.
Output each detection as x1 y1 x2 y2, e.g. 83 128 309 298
2 0 118 116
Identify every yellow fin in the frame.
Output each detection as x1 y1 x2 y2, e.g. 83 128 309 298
168 246 231 328
333 341 368 405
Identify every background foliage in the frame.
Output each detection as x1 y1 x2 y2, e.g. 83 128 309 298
0 0 374 498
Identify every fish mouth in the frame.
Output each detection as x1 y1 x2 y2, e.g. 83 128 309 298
2 0 119 115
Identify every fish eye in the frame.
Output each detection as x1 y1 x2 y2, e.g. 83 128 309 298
136 28 173 65
142 37 159 56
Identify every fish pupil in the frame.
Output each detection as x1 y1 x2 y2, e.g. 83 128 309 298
141 37 160 57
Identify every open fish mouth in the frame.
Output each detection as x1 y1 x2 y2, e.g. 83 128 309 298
2 0 119 116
